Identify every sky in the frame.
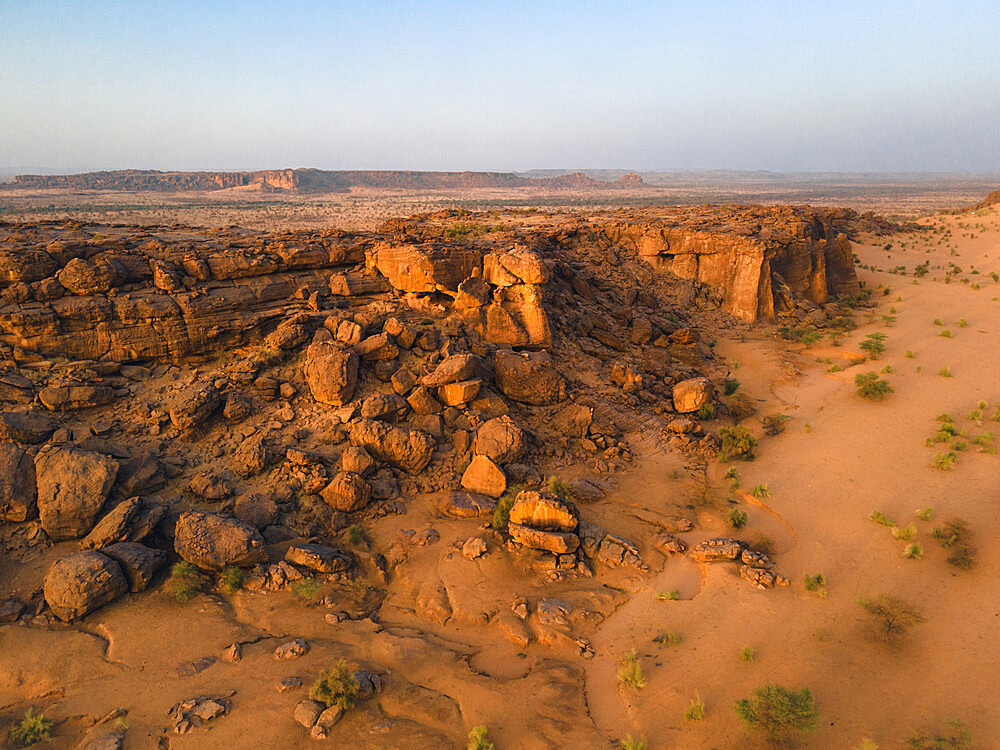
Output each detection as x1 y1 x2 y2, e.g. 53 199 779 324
1 0 999 174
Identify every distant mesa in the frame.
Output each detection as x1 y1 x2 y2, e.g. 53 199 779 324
6 168 646 193
976 189 1000 208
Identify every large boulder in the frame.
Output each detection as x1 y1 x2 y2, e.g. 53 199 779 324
284 544 351 573
0 442 36 522
38 385 114 411
57 257 116 295
421 353 480 387
43 551 128 621
174 511 267 571
508 490 578 532
348 419 434 474
370 243 481 294
552 404 593 438
507 523 579 554
494 350 565 405
320 471 372 512
304 341 359 406
35 446 118 541
672 377 714 414
474 415 528 464
0 410 57 443
80 496 142 550
460 455 507 498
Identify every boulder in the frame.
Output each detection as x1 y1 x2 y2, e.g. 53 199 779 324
354 333 399 361
508 523 579 554
0 410 57 443
349 419 435 474
169 385 220 431
57 257 116 295
294 699 324 728
174 511 267 571
508 490 578 532
303 341 359 406
370 243 481 294
284 543 352 573
43 551 128 620
483 249 549 286
102 542 167 592
35 446 118 541
80 496 142 550
460 455 507 498
38 384 114 411
672 377 714 414
340 446 376 476
406 386 442 415
494 350 565 405
421 353 480 387
439 491 497 519
233 492 279 529
360 393 409 421
320 471 372 512
474 415 528 464
552 404 593 438
0 442 36 522
437 379 481 406
232 434 271 478
690 537 742 562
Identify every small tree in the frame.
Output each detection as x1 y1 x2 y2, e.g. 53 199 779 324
734 684 818 745
858 594 925 644
860 332 888 359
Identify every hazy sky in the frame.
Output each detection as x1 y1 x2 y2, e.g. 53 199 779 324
2 0 999 173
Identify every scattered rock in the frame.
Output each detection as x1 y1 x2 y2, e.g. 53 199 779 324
462 536 488 560
274 639 310 660
672 377 714 413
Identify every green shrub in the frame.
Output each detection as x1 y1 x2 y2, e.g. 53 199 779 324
467 725 495 750
750 484 771 498
166 561 202 602
891 524 916 541
696 402 716 420
653 631 682 646
932 519 976 569
547 476 571 499
904 543 923 559
310 660 361 710
906 719 971 749
939 329 952 338
219 566 245 595
8 708 54 746
860 332 888 359
734 684 818 744
728 508 748 529
855 372 893 401
655 590 680 601
620 735 648 750
726 393 756 420
870 510 895 527
617 649 646 690
915 507 933 521
932 452 957 470
724 377 741 395
291 577 322 604
718 425 757 461
858 594 925 644
346 524 366 545
492 485 523 531
685 692 706 721
761 414 790 436
739 646 756 662
803 573 826 594
938 366 952 377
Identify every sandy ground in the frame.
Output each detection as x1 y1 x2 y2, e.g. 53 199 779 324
2 205 999 748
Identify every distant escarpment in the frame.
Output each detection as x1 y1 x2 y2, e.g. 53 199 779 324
0 204 856 363
7 169 645 193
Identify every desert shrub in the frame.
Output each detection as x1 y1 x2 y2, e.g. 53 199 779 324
492 484 523 532
939 329 953 338
291 577 321 604
8 708 54 747
617 650 646 690
696 403 716 420
726 393 756 420
904 543 923 559
957 318 968 328
906 719 971 749
310 660 360 710
734 684 818 745
750 484 771 498
973 432 994 453
346 524 366 545
547 476 571 499
938 366 952 377
166 561 202 602
685 693 706 721
858 594 925 644
870 511 895 526
932 519 976 569
932 452 957 470
724 377 741 395
728 508 748 529
740 646 756 662
915 507 933 521
653 630 682 646
655 590 680 601
891 524 916 541
467 725 495 750
620 736 648 750
803 573 826 594
218 566 245 595
855 372 893 401
860 332 888 359
718 425 757 461
856 740 879 750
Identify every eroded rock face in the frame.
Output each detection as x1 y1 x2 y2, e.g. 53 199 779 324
508 491 578 532
174 511 267 571
0 442 36 522
494 350 565 405
421 353 480 387
34 446 119 541
349 419 434 474
369 243 481 294
284 543 351 573
304 341 359 406
43 550 128 620
508 522 579 554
